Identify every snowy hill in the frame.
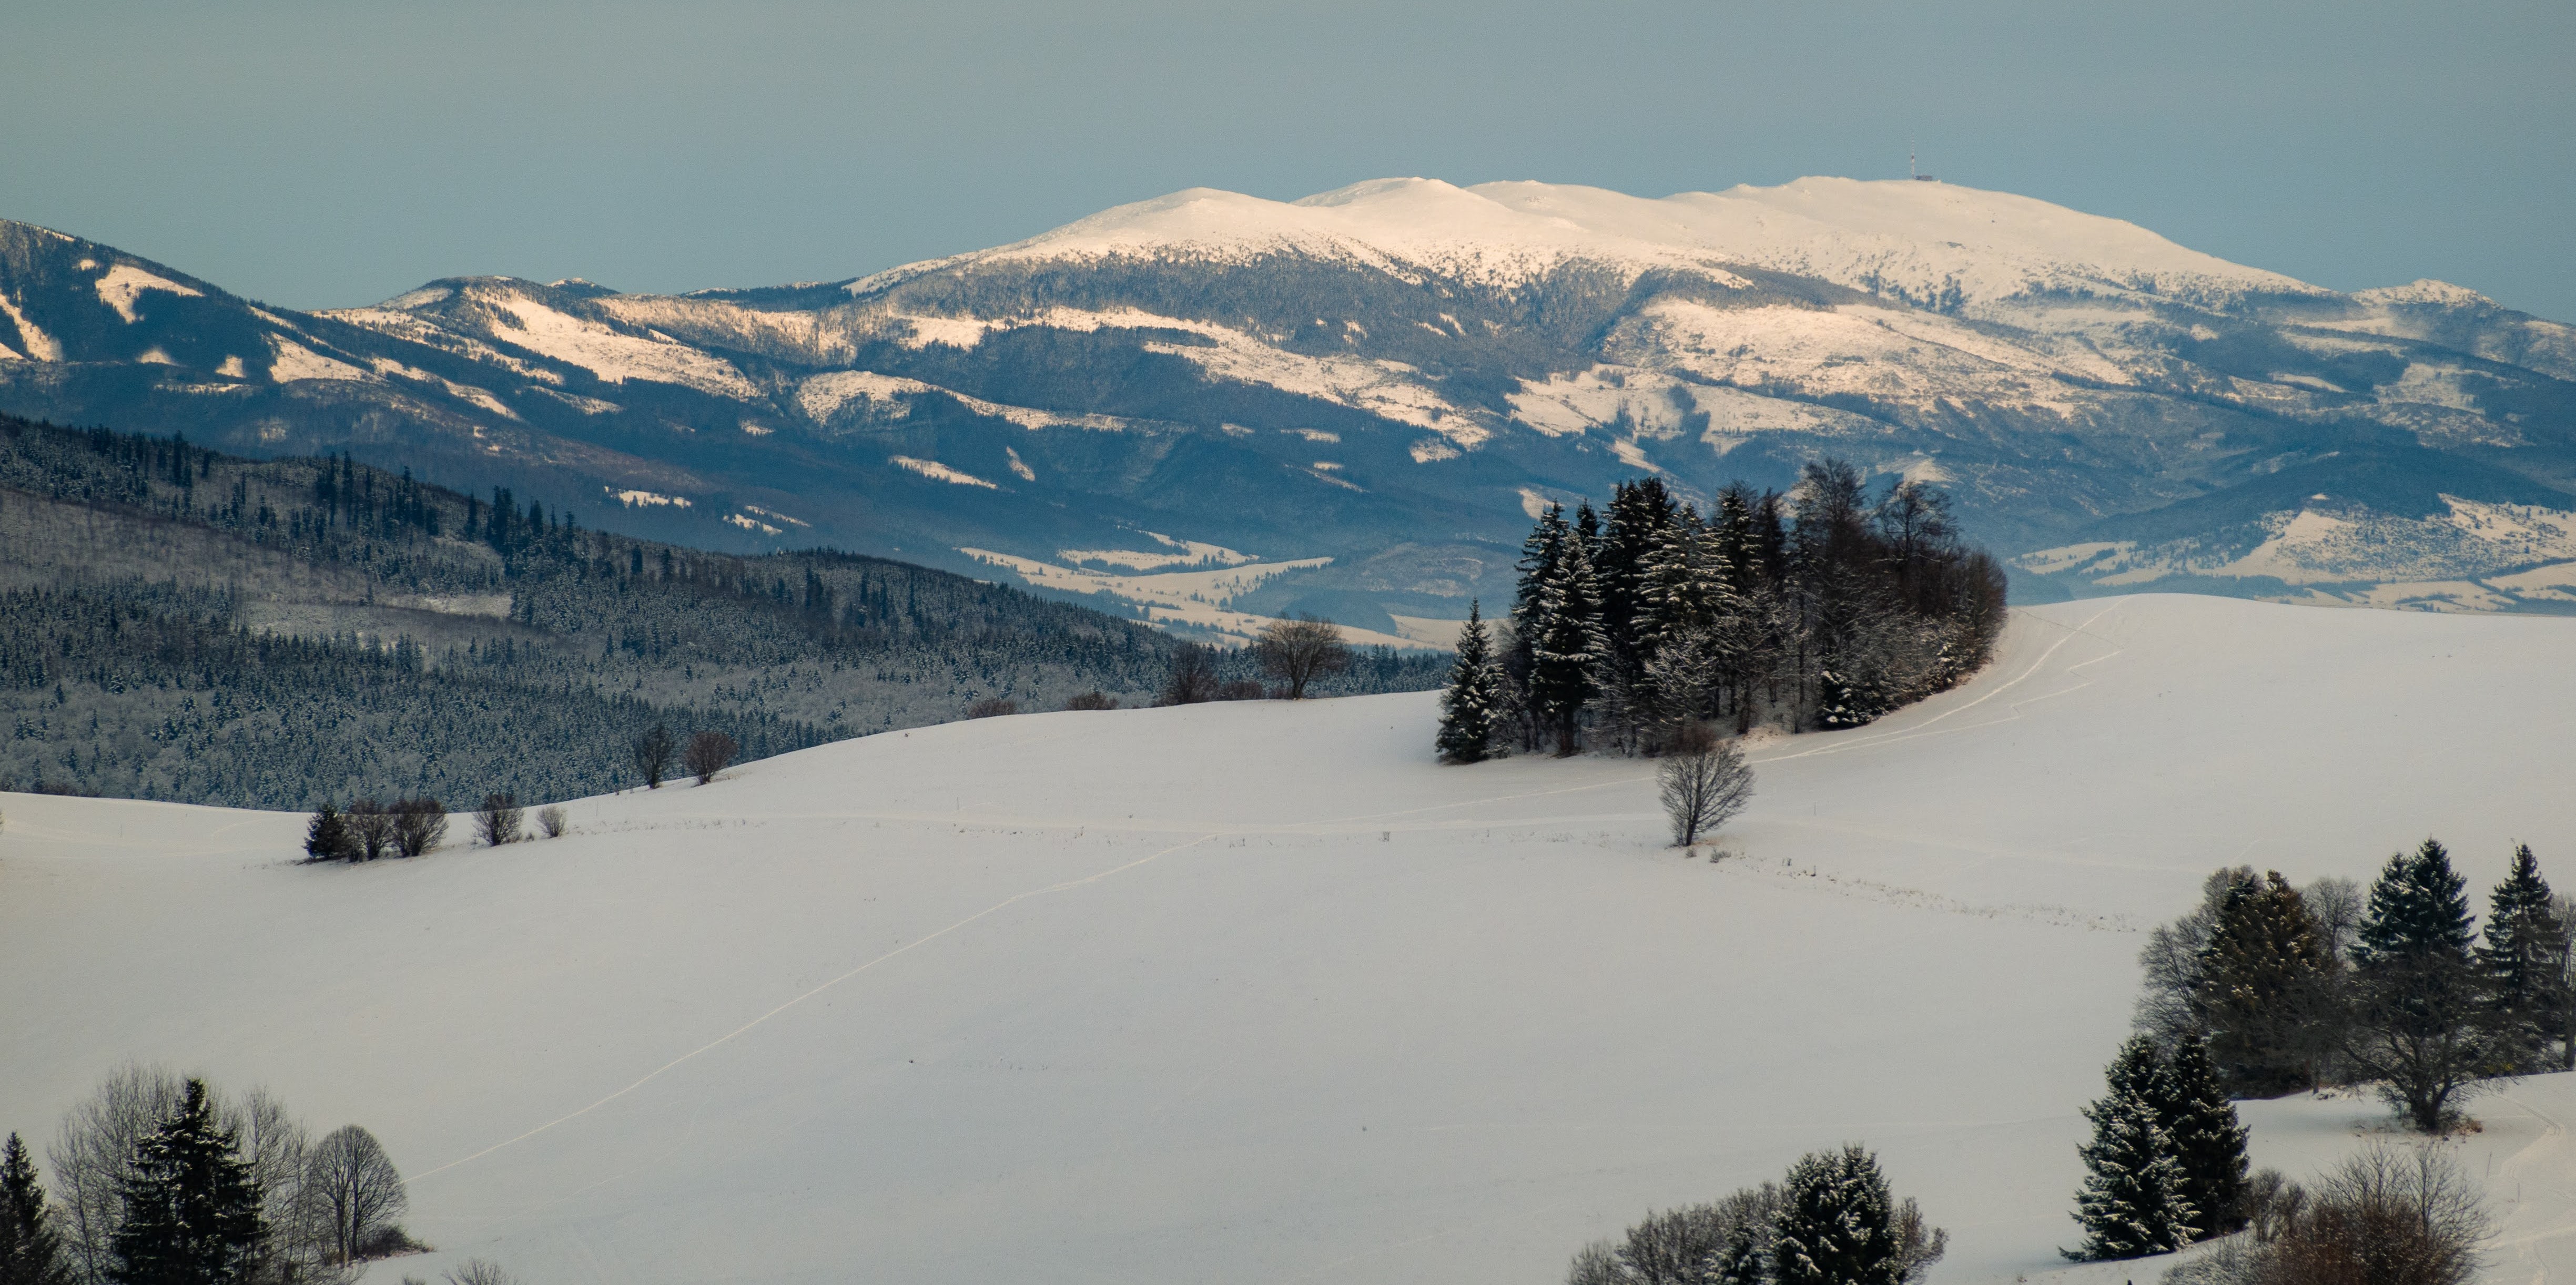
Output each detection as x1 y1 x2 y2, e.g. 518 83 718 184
6 594 2575 1283
7 180 2576 628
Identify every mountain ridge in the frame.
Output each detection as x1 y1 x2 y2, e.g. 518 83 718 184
6 176 2575 622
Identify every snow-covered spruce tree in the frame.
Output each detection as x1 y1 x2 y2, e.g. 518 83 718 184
1436 601 1508 764
1528 513 1607 756
2066 1037 2195 1259
1509 504 1570 753
2479 844 2568 1070
2 1133 73 1285
1773 1145 1928 1285
2194 871 2340 1095
2157 1037 2252 1238
2348 839 2510 1131
1710 1224 1763 1285
107 1080 267 1285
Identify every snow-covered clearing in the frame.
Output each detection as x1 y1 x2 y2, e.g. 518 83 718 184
4 595 2573 1284
91 262 202 323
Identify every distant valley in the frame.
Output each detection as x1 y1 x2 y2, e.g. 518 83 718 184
6 177 2576 626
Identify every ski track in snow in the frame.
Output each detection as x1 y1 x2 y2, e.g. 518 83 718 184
406 832 1220 1188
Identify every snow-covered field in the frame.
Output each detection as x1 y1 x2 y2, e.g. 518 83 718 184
5 594 2574 1284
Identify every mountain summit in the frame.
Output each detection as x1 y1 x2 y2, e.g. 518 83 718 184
6 178 2574 628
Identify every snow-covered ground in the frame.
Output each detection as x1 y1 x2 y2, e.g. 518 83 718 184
4 594 2573 1284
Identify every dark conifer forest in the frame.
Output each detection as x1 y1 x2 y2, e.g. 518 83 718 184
1441 459 2010 760
0 415 1441 808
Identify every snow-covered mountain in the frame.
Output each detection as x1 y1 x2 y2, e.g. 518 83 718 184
7 178 2575 629
8 595 2576 1283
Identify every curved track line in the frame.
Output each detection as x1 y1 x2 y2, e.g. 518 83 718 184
404 832 1219 1186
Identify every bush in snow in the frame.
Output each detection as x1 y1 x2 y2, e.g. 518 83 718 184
2159 1143 2487 1285
474 793 523 847
346 800 396 862
1063 690 1118 711
390 798 446 858
536 805 570 838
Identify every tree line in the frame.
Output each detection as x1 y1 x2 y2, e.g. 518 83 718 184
1437 462 2008 763
0 1067 470 1285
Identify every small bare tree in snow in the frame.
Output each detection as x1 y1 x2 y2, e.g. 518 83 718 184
347 799 395 862
1159 645 1221 706
1253 615 1351 699
536 805 570 838
683 730 737 784
631 723 675 789
1657 725 1753 848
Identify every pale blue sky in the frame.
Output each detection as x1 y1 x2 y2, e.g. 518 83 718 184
6 1 2569 319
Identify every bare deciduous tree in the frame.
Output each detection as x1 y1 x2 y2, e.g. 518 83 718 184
536 805 570 839
962 698 1018 720
683 730 737 784
2303 875 2366 963
390 798 447 858
1657 726 1753 848
631 724 675 789
305 1125 409 1268
1252 615 1351 699
1062 690 1117 711
474 793 523 847
1158 644 1221 706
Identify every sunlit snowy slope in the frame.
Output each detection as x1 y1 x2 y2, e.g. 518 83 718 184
5 594 2575 1283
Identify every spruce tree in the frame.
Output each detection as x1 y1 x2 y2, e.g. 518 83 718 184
1435 601 1507 764
2066 1037 2195 1259
2478 844 2568 1069
2357 839 2477 965
2194 872 2338 1094
1774 1145 1904 1285
302 804 354 862
1528 526 1607 756
2349 838 2506 1131
2 1133 72 1285
107 1079 266 1285
2157 1038 2250 1238
1710 1223 1763 1285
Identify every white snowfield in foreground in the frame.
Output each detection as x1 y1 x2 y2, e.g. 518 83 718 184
4 594 2574 1284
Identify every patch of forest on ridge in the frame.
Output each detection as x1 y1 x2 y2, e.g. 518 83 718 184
0 415 1442 808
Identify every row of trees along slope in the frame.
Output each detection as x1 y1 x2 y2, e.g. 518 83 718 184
1440 461 2009 761
0 415 1439 808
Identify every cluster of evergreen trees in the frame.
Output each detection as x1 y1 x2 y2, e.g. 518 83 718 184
1438 462 2007 762
1566 1144 1945 1285
2136 841 2570 1133
2066 1037 2250 1258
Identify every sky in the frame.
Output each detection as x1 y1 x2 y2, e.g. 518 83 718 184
4 0 2571 320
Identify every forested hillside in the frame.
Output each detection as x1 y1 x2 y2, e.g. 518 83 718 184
0 416 1440 808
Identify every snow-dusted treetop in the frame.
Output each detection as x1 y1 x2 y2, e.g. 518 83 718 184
901 176 2322 307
